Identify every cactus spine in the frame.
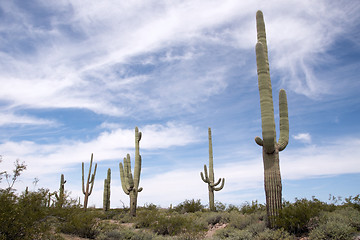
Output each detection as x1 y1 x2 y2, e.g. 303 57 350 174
103 168 111 211
55 174 66 208
119 127 143 217
255 10 289 228
200 128 225 211
82 153 97 211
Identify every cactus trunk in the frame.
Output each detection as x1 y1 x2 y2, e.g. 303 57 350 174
82 153 97 211
201 128 225 211
119 127 143 217
129 191 137 216
263 149 282 224
255 10 289 228
103 168 111 211
55 174 66 208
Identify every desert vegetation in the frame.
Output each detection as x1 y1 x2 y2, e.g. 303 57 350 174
1 175 359 240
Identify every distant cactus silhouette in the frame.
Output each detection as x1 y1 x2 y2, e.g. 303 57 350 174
254 10 289 227
82 153 97 211
119 127 143 216
200 128 225 211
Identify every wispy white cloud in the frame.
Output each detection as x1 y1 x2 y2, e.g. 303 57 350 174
293 133 312 144
0 112 57 127
0 122 199 175
0 0 356 123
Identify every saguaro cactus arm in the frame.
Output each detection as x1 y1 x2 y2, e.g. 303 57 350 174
119 155 134 195
278 89 289 151
88 164 97 196
213 178 225 191
200 164 209 183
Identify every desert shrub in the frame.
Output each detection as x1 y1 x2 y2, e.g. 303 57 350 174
255 228 295 240
112 209 133 223
141 203 158 210
0 189 51 240
135 209 160 228
96 227 154 240
228 211 263 230
135 211 206 236
226 204 240 212
239 200 266 214
276 197 332 235
57 209 99 239
245 220 266 236
343 194 360 211
204 211 230 226
174 199 204 213
214 227 254 240
309 221 355 240
152 213 206 236
308 208 358 240
215 201 227 211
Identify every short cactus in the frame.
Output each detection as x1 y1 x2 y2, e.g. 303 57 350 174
119 127 143 216
82 153 97 211
200 128 225 211
254 10 289 228
103 168 111 211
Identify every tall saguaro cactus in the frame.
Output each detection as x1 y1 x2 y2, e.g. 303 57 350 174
103 168 111 211
119 127 143 216
254 10 289 227
82 153 97 211
55 174 66 208
200 128 225 211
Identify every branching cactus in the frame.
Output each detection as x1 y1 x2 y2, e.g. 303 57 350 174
55 174 66 208
119 127 143 216
82 153 97 211
103 168 111 211
254 10 289 227
200 128 225 211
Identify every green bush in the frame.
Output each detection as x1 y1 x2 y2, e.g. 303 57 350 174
214 227 254 240
245 220 266 236
214 201 227 211
204 211 230 226
309 208 358 240
135 210 206 237
174 199 204 213
255 228 295 240
96 227 154 240
344 194 360 211
57 209 99 239
226 204 240 212
0 189 51 240
239 200 266 214
276 197 333 235
228 211 264 230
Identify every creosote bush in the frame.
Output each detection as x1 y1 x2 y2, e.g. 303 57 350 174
57 209 99 239
0 188 52 240
174 199 204 213
135 209 207 237
276 197 335 235
308 207 360 240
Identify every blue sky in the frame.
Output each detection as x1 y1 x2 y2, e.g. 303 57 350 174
0 0 359 208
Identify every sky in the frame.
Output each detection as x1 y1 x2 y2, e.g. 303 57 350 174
0 0 359 209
